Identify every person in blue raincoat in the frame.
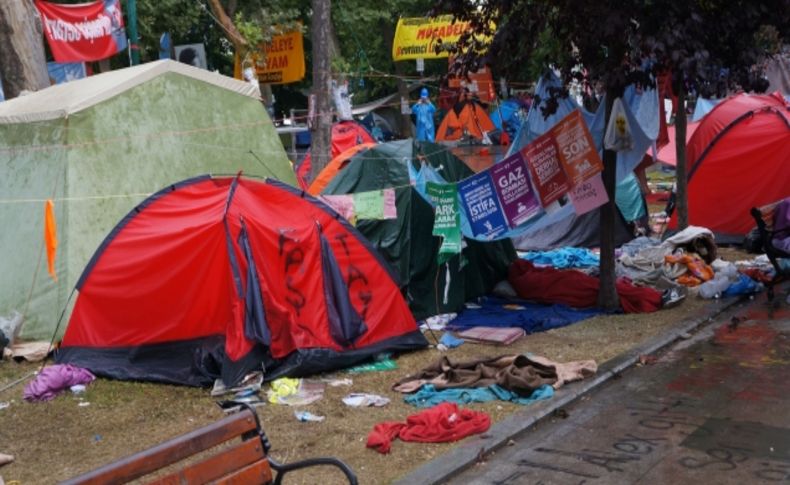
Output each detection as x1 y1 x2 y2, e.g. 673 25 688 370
412 87 436 142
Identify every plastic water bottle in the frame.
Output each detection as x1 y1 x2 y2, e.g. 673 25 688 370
698 276 731 299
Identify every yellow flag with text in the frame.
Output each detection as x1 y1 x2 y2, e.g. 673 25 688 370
235 30 305 84
392 15 493 61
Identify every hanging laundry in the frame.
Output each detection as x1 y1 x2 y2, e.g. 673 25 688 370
354 190 385 219
366 403 490 454
320 194 356 222
321 189 397 223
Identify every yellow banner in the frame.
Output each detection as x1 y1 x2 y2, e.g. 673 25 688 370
235 30 305 85
392 15 492 61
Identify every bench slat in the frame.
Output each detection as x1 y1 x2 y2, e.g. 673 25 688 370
211 460 274 485
61 411 259 485
148 439 268 485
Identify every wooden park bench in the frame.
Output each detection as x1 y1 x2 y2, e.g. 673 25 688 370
751 201 790 302
61 404 358 485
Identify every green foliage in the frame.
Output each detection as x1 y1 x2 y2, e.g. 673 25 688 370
433 0 789 98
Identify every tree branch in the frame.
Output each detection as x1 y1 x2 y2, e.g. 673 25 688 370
206 0 248 50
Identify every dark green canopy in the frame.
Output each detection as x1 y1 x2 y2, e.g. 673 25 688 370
322 139 516 320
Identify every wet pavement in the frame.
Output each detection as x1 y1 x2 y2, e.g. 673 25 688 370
449 301 790 485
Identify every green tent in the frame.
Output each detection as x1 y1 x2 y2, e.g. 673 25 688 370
0 60 295 340
322 139 516 320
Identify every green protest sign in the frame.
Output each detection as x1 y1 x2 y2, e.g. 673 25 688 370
426 181 462 264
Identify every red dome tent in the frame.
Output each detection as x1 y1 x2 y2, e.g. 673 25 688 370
668 92 790 235
295 120 376 190
56 175 426 386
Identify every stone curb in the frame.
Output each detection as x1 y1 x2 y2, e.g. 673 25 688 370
393 295 745 485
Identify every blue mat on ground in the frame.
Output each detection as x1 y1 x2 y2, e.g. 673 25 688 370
448 296 604 333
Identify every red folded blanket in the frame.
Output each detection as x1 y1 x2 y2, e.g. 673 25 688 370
508 259 661 313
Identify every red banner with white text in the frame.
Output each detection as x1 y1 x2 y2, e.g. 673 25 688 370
35 0 127 63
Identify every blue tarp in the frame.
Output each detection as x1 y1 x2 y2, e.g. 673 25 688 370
448 296 604 333
692 97 720 122
490 99 524 139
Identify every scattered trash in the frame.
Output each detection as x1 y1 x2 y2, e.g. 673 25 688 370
93 434 102 442
267 378 325 406
0 453 14 466
0 402 9 410
507 439 516 446
638 355 658 366
294 411 325 422
211 371 263 397
346 355 398 374
70 384 86 395
419 313 457 331
343 393 390 407
437 332 465 351
321 377 353 387
552 408 569 419
78 402 90 407
678 332 692 340
219 401 266 414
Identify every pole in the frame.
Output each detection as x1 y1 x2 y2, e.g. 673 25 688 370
126 0 140 65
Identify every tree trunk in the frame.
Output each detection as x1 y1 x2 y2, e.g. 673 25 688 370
394 67 415 138
0 0 50 99
382 19 413 137
310 0 333 181
675 85 689 230
597 91 620 310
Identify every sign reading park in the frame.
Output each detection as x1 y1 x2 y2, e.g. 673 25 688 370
426 181 462 264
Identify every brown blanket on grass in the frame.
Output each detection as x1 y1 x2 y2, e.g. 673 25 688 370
393 354 597 395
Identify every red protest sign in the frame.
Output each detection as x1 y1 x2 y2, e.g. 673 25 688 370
35 0 127 63
550 109 603 185
521 132 570 206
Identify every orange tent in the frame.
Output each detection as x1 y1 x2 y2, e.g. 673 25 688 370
308 143 377 196
436 100 496 142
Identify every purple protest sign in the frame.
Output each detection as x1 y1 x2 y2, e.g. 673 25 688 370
490 152 543 228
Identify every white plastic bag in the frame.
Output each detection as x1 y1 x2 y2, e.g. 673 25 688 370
0 311 23 345
604 97 634 151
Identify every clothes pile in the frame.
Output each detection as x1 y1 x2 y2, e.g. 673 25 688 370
616 226 765 300
366 403 490 454
393 354 596 395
